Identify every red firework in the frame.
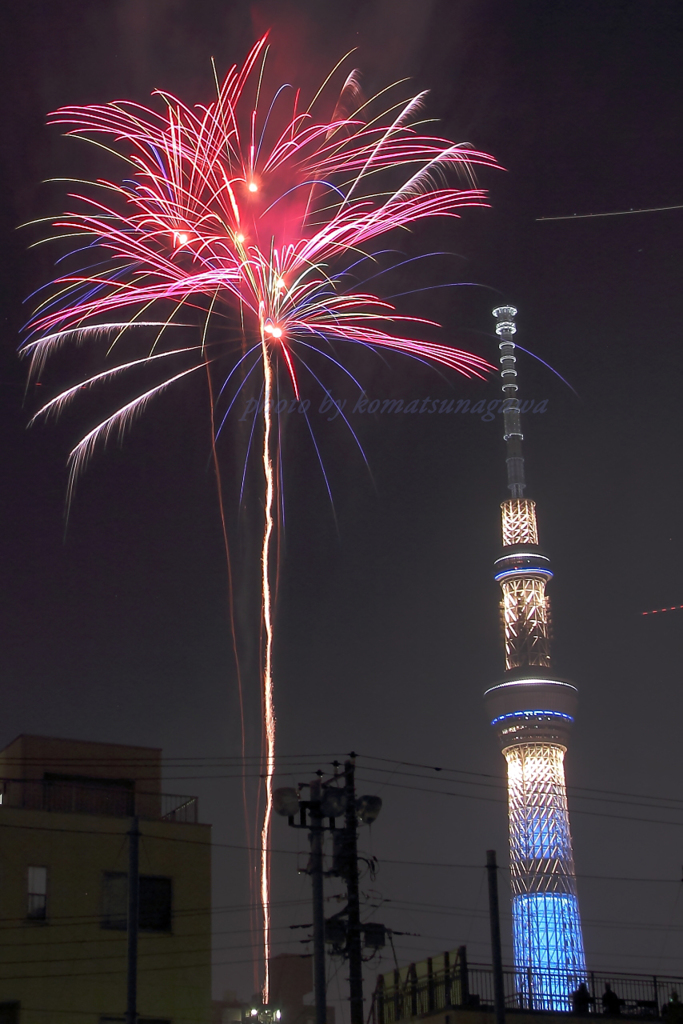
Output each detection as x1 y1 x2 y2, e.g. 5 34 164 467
23 35 498 997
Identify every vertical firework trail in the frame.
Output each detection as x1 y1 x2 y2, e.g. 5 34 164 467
259 321 276 1000
22 37 499 994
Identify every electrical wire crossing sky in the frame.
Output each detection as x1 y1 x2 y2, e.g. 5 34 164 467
484 306 587 1011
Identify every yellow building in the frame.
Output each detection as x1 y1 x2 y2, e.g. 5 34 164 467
0 734 211 1024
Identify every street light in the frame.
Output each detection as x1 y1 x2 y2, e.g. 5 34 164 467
243 1005 282 1023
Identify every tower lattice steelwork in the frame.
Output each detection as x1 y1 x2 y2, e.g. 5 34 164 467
484 306 586 1011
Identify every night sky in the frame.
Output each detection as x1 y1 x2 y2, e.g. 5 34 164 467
1 0 683 1014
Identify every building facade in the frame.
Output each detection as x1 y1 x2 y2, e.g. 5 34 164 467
0 734 211 1024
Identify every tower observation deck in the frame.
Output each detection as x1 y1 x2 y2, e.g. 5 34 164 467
484 306 586 1010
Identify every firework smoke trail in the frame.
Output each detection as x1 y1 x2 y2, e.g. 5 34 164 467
22 36 499 995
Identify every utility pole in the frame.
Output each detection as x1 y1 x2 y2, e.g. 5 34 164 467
273 777 333 1024
309 778 327 1024
273 758 382 1024
486 850 505 1024
127 816 140 1024
344 756 364 1024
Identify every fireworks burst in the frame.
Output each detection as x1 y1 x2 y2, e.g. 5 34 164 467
23 35 497 997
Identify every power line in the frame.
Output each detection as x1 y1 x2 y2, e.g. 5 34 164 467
0 937 306 982
361 769 683 816
355 774 683 830
0 819 277 851
0 928 314 969
0 753 340 768
2 895 681 976
5 749 683 812
0 818 678 882
376 854 676 883
358 762 683 812
536 204 683 221
388 934 683 968
0 905 309 937
384 897 683 934
0 896 305 929
358 754 683 809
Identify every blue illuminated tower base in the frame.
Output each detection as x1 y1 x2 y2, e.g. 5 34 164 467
513 892 585 1009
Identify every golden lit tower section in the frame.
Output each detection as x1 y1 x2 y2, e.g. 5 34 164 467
484 306 586 1010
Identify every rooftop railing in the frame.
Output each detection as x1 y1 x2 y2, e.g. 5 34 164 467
372 952 683 1021
0 777 198 823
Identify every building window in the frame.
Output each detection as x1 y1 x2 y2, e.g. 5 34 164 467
101 872 127 929
140 876 172 932
27 866 47 920
101 872 172 932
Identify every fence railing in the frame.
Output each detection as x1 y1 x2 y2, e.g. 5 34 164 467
0 778 198 823
372 954 683 1021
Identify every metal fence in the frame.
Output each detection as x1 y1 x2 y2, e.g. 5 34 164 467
0 778 198 823
372 954 683 1022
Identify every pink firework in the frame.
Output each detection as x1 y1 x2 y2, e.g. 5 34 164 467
23 35 497 998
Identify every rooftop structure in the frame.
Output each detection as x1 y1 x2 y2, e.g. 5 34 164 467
0 733 198 822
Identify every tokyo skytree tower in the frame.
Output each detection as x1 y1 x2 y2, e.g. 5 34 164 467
484 306 587 1010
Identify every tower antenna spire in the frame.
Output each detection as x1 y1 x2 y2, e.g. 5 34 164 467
484 305 587 1011
493 305 526 497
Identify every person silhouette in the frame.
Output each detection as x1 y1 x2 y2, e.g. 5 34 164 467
571 983 593 1015
663 990 683 1023
602 984 622 1016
